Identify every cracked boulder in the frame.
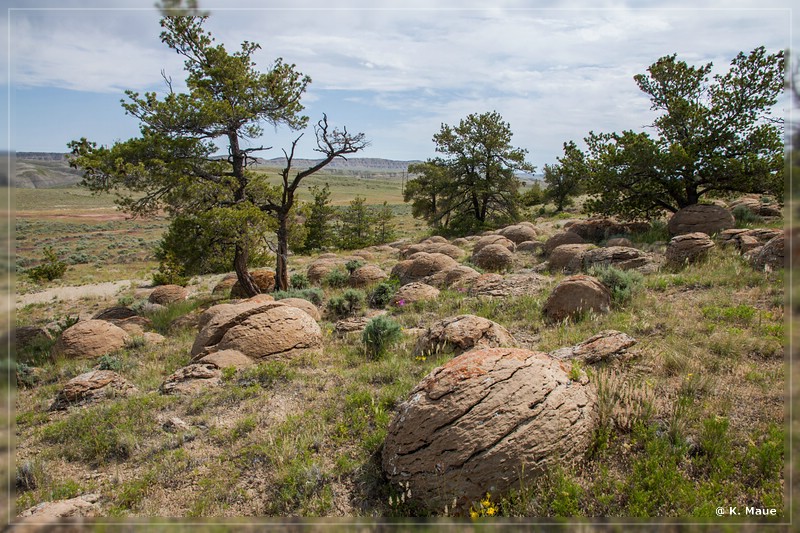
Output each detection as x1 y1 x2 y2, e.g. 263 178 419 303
751 232 785 272
50 370 138 410
473 234 517 255
580 246 657 273
392 282 440 306
191 297 322 361
414 315 515 357
382 347 596 512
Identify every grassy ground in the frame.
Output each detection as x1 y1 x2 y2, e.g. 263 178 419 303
12 235 786 520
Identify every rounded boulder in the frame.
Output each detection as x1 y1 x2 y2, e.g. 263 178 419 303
472 243 514 272
667 204 734 236
382 347 596 512
542 275 611 322
149 284 189 305
52 320 131 359
414 315 515 357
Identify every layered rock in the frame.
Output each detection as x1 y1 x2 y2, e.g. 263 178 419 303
382 347 596 512
665 232 715 266
50 370 138 410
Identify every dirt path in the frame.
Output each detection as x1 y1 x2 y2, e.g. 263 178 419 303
15 279 149 308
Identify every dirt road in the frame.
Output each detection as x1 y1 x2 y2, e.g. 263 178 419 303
15 279 149 309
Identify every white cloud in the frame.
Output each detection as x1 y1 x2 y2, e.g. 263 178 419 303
2 1 794 162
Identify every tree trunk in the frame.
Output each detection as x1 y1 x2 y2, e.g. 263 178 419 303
234 243 260 297
275 212 290 291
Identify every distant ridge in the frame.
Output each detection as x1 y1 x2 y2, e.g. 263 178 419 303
11 152 423 188
256 157 420 172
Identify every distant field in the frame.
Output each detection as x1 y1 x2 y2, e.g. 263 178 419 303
13 173 420 293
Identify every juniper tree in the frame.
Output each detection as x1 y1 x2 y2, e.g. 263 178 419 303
69 15 366 294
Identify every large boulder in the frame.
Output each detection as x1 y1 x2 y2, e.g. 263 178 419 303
50 370 138 410
580 246 656 273
751 233 785 272
148 284 188 305
414 315 515 357
548 243 596 273
544 231 585 256
498 223 539 244
542 275 611 322
51 320 131 359
213 305 322 361
191 299 286 356
230 269 276 297
349 265 388 288
665 232 715 267
667 204 734 236
472 243 514 272
390 252 458 286
729 195 782 217
382 347 596 512
392 282 440 306
473 235 516 255
566 218 650 242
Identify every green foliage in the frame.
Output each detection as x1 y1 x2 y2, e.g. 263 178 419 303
301 184 336 252
273 287 324 306
289 272 310 289
542 141 586 211
323 267 349 289
40 395 172 465
732 204 764 227
26 246 68 282
326 289 365 318
362 315 403 359
97 355 122 371
520 180 544 207
151 250 189 287
368 278 400 308
579 47 785 219
587 265 644 305
140 298 205 334
373 201 397 244
405 111 534 234
338 196 374 249
344 259 364 274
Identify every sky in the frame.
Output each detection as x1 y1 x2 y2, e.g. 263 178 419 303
1 0 796 168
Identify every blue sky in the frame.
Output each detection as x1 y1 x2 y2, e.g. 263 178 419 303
2 1 796 168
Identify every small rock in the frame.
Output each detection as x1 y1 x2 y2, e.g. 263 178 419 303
50 370 138 410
